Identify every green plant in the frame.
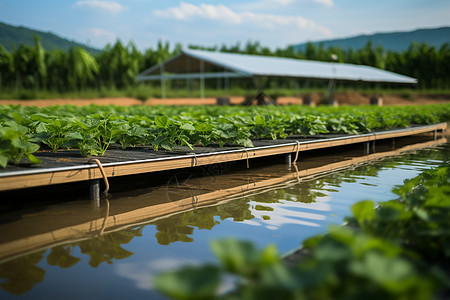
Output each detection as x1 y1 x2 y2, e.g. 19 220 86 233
1 103 449 166
0 121 41 167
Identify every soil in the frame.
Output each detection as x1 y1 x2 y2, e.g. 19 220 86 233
0 92 448 107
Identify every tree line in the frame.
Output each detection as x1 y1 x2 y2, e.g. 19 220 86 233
0 37 449 94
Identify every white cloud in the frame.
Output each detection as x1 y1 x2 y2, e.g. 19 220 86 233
153 2 330 36
88 28 117 40
78 28 117 47
74 1 125 14
272 0 295 4
313 0 334 7
154 3 241 24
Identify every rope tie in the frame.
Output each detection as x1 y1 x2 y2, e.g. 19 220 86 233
192 194 199 209
244 149 250 168
192 153 198 167
293 141 300 164
89 158 110 195
99 198 110 236
293 163 300 183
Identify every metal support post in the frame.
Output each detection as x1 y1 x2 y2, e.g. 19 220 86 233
285 153 292 169
90 179 100 206
365 142 370 154
160 63 166 99
434 130 437 140
200 60 205 99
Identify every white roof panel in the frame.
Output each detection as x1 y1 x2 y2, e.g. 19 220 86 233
181 48 417 84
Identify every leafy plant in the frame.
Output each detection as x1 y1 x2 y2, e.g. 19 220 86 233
0 121 40 167
0 103 449 165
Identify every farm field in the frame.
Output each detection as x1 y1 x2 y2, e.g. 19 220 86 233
1 103 450 168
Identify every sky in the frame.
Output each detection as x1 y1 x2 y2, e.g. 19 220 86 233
1 0 450 51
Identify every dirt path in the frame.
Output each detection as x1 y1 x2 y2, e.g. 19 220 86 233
0 93 448 107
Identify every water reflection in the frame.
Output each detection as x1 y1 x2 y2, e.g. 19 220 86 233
0 136 448 296
0 251 46 295
154 199 254 245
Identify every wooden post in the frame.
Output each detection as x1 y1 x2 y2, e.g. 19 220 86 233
370 96 383 106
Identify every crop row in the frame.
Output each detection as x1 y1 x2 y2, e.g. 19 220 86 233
1 103 450 167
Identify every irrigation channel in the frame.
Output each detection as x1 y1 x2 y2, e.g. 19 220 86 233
0 130 448 298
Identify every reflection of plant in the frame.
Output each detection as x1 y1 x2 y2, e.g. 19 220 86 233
153 200 254 245
0 251 46 295
0 226 144 295
78 229 140 268
46 245 81 268
154 165 450 299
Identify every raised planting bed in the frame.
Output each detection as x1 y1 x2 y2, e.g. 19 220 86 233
0 122 446 192
1 103 449 192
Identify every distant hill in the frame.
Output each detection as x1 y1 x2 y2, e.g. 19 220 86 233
0 21 100 54
293 27 450 52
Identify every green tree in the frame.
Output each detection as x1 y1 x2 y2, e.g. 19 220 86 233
33 36 47 89
67 47 99 90
46 49 69 91
0 45 13 90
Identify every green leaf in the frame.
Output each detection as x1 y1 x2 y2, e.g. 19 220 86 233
349 251 415 291
0 155 8 168
11 138 29 150
424 186 450 207
65 131 83 140
155 116 171 128
26 142 40 153
180 123 195 131
153 265 220 300
211 239 257 276
26 154 41 164
260 263 299 289
255 115 266 125
195 123 213 132
160 139 175 151
235 138 254 148
315 235 353 261
351 200 375 225
259 244 279 266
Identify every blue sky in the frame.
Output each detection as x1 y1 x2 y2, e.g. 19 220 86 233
1 0 449 50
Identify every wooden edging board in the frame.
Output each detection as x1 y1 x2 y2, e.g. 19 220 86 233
0 123 447 192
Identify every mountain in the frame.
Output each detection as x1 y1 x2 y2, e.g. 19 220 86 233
293 27 450 52
0 21 100 53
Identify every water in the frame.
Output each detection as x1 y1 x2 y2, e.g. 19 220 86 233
0 136 448 299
